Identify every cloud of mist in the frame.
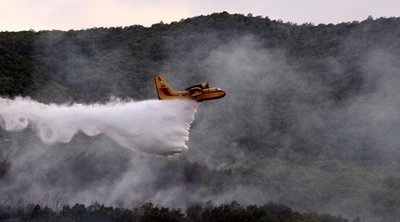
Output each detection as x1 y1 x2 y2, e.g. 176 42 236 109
2 23 400 222
0 97 198 155
160 32 400 221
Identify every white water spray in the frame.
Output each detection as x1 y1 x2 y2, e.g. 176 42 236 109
0 97 198 155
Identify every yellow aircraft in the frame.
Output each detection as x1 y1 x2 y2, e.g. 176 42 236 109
154 75 226 102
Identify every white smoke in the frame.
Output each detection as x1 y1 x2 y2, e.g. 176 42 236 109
0 97 198 155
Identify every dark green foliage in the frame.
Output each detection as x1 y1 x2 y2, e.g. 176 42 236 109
2 12 400 221
0 202 348 222
1 13 399 103
0 39 34 96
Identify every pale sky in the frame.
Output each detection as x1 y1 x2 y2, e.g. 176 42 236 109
1 0 399 31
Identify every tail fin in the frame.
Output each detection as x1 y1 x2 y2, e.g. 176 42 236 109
154 75 177 100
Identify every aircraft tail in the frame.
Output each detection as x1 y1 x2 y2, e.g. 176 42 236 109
154 75 177 100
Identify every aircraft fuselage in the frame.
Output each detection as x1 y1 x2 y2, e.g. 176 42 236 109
154 75 226 102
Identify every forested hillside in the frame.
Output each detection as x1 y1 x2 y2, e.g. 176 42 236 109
1 12 400 222
1 202 350 222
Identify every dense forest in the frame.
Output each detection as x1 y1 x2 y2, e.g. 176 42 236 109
1 202 350 222
1 12 400 222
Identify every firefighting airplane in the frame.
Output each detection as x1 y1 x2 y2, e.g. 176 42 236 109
154 75 226 102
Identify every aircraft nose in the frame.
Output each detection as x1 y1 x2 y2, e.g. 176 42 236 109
221 90 226 97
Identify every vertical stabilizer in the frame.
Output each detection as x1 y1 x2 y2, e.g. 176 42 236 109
154 75 176 99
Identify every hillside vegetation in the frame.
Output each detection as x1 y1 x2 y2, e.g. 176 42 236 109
1 12 400 222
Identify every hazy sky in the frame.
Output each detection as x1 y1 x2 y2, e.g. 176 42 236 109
1 0 399 31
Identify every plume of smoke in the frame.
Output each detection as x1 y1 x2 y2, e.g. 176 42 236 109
0 97 198 156
2 22 400 222
160 32 400 222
